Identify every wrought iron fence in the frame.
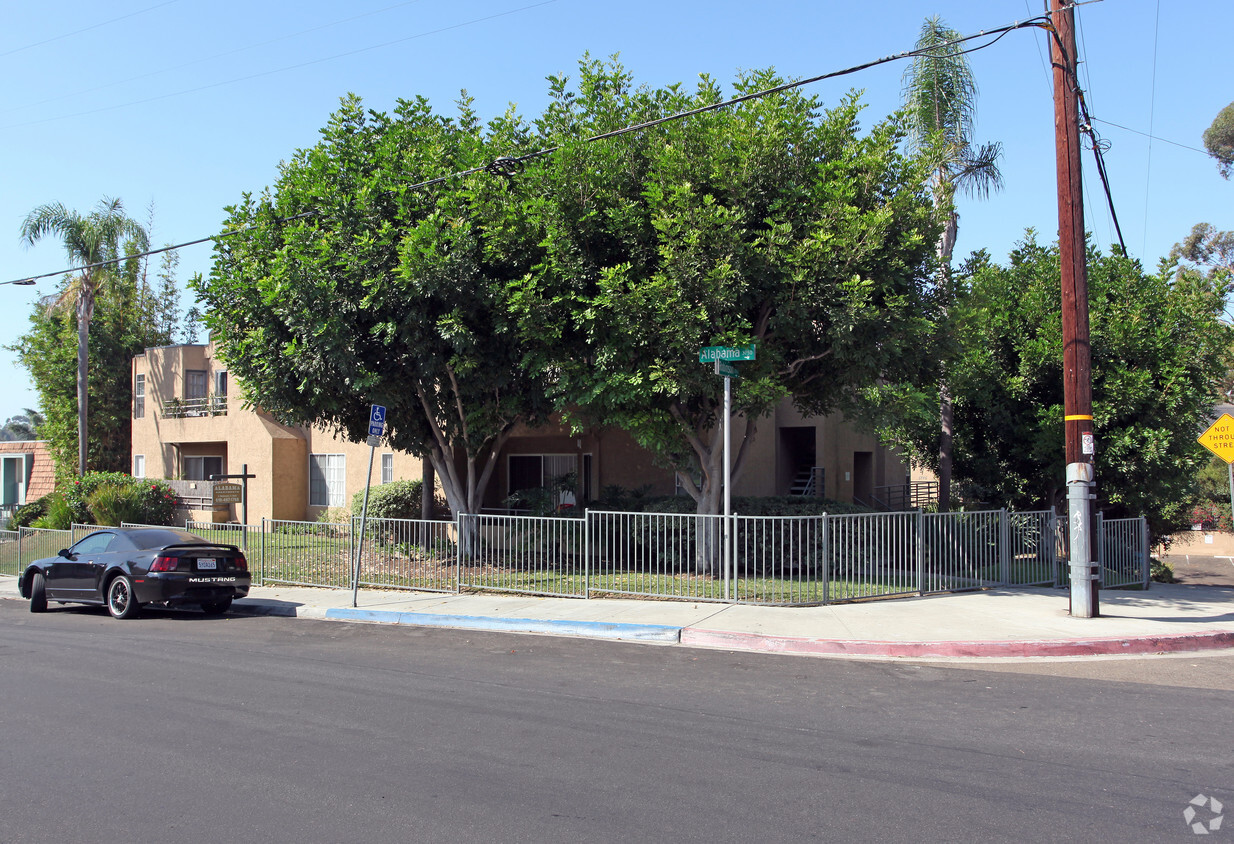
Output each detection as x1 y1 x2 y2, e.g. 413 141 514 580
3 509 1150 606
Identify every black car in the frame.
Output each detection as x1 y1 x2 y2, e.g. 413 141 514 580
18 527 250 619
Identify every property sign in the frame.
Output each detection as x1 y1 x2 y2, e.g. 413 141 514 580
212 482 242 505
368 404 387 438
1198 414 1234 463
698 344 756 363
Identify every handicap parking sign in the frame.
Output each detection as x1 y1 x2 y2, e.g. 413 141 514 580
368 405 386 437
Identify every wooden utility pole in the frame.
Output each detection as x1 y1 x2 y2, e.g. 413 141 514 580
1051 0 1099 617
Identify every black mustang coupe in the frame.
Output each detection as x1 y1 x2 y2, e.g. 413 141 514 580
18 527 250 619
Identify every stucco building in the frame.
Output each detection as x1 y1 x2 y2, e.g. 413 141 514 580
132 342 912 523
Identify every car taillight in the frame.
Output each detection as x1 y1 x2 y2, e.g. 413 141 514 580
233 552 248 571
151 555 178 572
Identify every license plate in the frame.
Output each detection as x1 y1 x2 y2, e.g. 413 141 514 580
197 558 217 570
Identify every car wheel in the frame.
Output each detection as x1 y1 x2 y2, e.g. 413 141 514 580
200 598 232 615
106 575 140 619
29 572 47 613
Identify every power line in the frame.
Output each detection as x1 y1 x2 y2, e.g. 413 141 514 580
2 0 559 131
0 1 180 58
1089 118 1208 156
3 13 1054 286
6 0 430 117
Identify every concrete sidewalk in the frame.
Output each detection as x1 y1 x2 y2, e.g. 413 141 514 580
5 574 1233 659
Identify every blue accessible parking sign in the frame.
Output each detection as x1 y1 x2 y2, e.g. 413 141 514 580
368 405 386 437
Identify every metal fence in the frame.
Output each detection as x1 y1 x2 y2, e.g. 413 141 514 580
2 509 1150 606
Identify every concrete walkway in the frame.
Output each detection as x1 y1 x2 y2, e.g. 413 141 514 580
5 574 1233 659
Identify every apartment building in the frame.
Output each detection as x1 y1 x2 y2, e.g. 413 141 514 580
132 342 911 523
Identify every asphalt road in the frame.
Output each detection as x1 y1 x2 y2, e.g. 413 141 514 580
1 602 1230 843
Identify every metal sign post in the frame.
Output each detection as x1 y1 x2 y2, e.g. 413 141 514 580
698 345 754 598
352 405 386 607
209 463 256 548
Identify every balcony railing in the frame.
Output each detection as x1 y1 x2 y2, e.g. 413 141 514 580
161 396 228 418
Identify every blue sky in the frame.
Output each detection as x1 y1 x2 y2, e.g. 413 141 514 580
1 0 1230 425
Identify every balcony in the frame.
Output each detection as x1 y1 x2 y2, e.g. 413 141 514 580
160 396 228 418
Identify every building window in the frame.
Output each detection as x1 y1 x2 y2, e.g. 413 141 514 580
183 456 223 481
309 454 346 507
381 453 393 484
186 370 207 400
134 373 145 419
213 370 228 397
133 455 145 478
508 454 591 506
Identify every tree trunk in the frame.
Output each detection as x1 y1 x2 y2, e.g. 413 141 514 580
76 289 92 476
937 375 953 511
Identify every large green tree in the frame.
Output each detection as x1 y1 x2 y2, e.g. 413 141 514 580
879 234 1231 537
511 58 940 526
1203 101 1234 179
196 94 549 517
900 16 1003 510
12 275 179 475
19 198 149 475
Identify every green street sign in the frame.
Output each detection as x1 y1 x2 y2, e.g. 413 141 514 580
714 360 740 379
699 344 756 363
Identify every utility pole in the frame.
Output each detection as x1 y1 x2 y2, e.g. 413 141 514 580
1051 0 1099 617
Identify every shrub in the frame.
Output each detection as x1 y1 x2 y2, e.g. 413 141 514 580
351 479 442 521
30 491 73 530
62 472 178 526
1186 502 1232 532
7 496 49 530
1150 557 1178 583
87 484 148 526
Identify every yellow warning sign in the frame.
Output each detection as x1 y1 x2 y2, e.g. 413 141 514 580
1198 413 1234 463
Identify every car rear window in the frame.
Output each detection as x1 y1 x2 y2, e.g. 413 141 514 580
126 529 206 550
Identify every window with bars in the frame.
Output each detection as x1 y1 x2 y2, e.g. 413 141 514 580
381 453 393 484
309 453 346 507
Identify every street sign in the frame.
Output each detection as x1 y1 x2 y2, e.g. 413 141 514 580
368 404 386 438
714 360 740 379
699 344 756 363
212 482 242 505
1198 414 1234 463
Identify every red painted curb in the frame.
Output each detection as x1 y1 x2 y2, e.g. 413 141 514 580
679 628 1234 658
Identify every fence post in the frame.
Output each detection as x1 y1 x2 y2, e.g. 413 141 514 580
1095 511 1104 588
915 509 925 595
584 509 591 599
821 513 830 606
454 512 462 594
1140 515 1150 589
999 509 1011 586
260 518 267 586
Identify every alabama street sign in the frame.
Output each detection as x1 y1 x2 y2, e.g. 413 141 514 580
698 344 756 363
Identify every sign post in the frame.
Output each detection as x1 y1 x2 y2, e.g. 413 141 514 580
353 405 386 607
209 464 256 549
1198 413 1234 532
698 345 755 598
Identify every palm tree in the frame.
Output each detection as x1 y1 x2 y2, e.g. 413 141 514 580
902 16 1003 511
20 198 149 475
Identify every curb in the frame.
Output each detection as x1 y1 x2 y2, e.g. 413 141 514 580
680 628 1234 659
322 607 683 642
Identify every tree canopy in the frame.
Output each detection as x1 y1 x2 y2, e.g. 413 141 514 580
873 233 1232 536
1203 101 1234 179
19 197 149 476
197 93 549 517
196 57 943 521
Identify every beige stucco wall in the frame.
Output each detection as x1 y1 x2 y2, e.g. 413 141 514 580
134 344 427 524
134 345 909 519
